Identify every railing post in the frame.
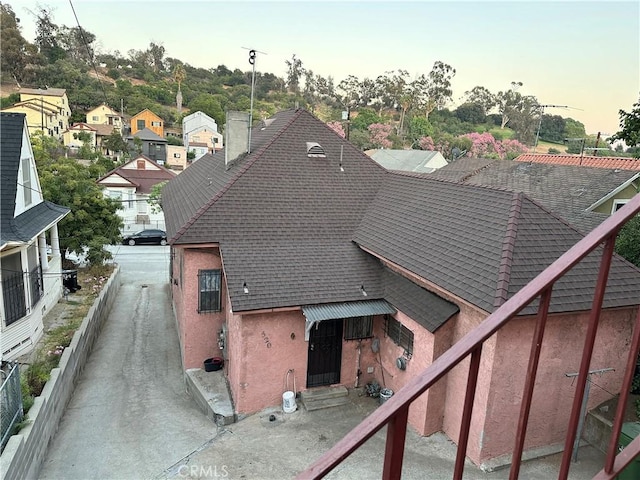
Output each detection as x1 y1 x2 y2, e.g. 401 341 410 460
454 346 482 480
604 306 640 474
559 236 616 479
382 405 409 480
509 287 553 480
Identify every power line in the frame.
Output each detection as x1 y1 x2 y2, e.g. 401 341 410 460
67 0 109 107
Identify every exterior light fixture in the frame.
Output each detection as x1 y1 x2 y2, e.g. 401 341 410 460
243 282 249 294
361 285 367 297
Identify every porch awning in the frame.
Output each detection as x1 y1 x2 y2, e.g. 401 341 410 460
302 300 396 340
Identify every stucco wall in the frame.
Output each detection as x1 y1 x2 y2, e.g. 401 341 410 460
230 310 308 413
441 303 495 463
174 247 225 369
476 307 637 464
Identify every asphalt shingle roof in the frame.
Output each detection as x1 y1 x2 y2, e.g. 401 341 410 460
430 158 639 234
1 113 70 247
97 156 176 195
354 174 640 315
162 109 640 317
383 268 459 332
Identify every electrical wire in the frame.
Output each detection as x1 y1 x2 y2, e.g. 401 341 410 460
67 0 109 107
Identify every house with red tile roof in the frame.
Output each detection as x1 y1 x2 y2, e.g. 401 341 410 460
97 155 175 231
515 153 640 171
161 109 640 467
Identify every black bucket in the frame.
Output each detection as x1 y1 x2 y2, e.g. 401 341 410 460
204 357 224 372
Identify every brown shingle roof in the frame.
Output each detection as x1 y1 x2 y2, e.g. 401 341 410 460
98 155 176 194
162 109 640 316
515 154 640 170
353 173 640 315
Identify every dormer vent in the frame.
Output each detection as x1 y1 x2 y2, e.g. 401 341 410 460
261 118 275 130
306 142 326 158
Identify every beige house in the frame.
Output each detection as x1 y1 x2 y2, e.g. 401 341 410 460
62 123 98 151
1 88 71 140
186 125 223 153
85 103 124 132
165 145 188 171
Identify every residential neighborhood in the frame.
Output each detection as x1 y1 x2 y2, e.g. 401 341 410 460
1 1 640 476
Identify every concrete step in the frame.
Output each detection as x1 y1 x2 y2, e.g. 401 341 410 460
301 386 349 411
185 368 236 426
303 395 349 412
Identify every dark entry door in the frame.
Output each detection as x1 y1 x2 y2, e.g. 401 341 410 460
307 319 343 387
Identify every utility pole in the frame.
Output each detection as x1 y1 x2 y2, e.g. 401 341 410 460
532 104 568 152
565 367 614 462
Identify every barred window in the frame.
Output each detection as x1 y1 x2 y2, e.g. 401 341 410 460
384 315 413 355
198 269 221 313
344 316 373 340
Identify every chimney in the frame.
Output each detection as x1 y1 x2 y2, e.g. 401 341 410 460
225 111 250 166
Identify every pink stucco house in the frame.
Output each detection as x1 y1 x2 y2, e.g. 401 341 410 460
161 109 640 466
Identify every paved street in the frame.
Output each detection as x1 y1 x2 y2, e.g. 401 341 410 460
39 246 218 479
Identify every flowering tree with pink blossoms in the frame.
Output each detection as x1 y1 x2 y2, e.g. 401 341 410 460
368 123 393 149
326 121 346 138
417 132 528 160
461 132 504 159
501 138 529 159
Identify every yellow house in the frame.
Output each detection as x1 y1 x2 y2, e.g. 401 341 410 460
165 145 188 171
130 108 164 137
2 88 71 140
86 103 124 132
62 123 98 150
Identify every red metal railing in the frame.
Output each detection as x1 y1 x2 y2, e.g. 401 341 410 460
298 193 640 480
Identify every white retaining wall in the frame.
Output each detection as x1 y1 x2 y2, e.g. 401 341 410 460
0 267 121 480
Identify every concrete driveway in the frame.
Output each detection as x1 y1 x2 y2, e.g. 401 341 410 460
38 244 606 480
39 246 218 479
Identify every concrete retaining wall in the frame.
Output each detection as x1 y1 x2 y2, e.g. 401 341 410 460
0 267 121 480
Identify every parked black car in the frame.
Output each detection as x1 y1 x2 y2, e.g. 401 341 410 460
122 229 168 246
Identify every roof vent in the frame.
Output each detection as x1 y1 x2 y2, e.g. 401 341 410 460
306 142 326 158
261 118 275 130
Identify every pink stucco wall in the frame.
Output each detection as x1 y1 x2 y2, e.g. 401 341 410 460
372 311 456 437
475 307 637 464
172 246 226 369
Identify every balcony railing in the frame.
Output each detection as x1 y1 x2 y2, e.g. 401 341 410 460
298 193 640 480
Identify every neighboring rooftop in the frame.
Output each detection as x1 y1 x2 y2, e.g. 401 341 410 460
367 149 448 174
19 87 67 97
515 153 640 171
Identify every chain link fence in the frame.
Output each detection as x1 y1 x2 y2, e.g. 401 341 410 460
1 361 23 453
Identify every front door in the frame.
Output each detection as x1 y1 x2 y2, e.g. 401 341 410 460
307 319 343 388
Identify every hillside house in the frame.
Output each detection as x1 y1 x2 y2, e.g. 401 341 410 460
0 113 70 360
126 128 168 165
62 123 98 152
97 155 175 230
85 103 124 132
183 111 223 152
1 88 71 140
130 108 164 137
161 109 640 466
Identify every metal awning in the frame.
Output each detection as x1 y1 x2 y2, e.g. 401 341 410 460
302 300 396 341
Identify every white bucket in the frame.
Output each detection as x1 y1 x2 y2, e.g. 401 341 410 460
282 391 297 413
379 388 394 405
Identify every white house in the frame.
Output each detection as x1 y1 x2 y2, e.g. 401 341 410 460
1 113 70 360
183 111 223 151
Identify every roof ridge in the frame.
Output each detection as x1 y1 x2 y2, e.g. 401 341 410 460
459 159 498 183
172 109 306 243
494 191 523 308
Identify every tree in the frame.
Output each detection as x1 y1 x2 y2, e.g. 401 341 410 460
1 4 39 83
564 118 586 140
32 6 66 63
508 95 539 144
33 145 122 265
57 25 96 64
539 114 566 143
455 103 486 124
464 86 496 114
496 81 523 129
615 215 640 267
102 130 129 156
285 54 305 94
148 181 168 214
188 93 224 126
609 98 640 157
368 123 393 149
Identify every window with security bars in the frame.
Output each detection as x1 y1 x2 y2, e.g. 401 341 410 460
384 315 413 355
198 269 221 313
344 316 374 340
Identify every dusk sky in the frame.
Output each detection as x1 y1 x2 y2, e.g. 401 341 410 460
13 0 640 136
